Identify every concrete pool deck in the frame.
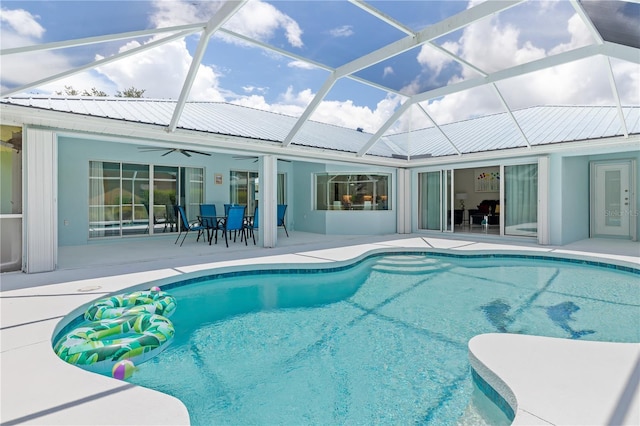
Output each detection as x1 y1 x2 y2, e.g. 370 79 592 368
1 233 639 425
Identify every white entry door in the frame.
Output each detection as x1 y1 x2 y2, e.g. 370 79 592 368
591 160 634 238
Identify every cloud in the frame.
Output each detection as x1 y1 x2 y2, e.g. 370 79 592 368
288 60 318 70
231 86 403 133
329 25 354 38
150 0 220 28
242 85 268 95
94 37 225 101
223 1 303 48
383 66 394 78
0 7 82 93
0 8 45 38
408 0 639 126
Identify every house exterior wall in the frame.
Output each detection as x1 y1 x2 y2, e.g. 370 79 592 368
3 104 638 273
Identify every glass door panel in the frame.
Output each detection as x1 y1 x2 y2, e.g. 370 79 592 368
89 161 121 238
444 169 453 231
230 170 257 212
121 163 149 236
154 166 178 233
504 164 538 237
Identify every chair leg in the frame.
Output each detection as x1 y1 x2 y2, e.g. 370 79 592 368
180 230 189 247
175 230 183 244
224 229 229 247
282 223 288 237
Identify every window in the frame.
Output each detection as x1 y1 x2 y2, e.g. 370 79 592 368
315 173 390 211
89 161 203 238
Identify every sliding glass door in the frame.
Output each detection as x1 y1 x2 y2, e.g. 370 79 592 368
89 161 203 238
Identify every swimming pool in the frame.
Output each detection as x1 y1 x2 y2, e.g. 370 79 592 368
55 252 640 425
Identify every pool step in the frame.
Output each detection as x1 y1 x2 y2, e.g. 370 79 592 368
372 256 449 274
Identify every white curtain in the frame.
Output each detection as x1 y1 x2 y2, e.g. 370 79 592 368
505 164 538 236
418 172 441 230
277 173 285 204
182 167 202 221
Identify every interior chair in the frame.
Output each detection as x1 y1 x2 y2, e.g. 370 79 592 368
277 204 289 237
221 205 251 247
199 204 219 245
175 205 207 246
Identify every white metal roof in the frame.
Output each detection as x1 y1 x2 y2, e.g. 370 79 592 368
2 96 637 161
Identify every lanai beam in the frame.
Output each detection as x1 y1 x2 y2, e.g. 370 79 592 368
0 23 205 56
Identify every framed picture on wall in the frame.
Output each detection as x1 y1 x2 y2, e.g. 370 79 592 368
474 169 499 192
214 173 223 185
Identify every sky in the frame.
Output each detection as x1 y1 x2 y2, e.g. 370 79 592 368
1 0 638 135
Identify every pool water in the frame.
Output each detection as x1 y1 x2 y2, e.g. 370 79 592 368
125 254 639 425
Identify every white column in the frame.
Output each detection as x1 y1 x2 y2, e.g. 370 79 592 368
24 128 57 272
396 168 411 234
258 155 277 247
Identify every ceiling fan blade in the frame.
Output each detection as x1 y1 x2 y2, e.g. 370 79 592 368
181 150 192 157
162 149 176 156
138 147 170 151
184 150 211 156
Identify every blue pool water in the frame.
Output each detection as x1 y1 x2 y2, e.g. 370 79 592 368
118 254 638 425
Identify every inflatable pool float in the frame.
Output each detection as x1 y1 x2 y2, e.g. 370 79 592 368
54 287 177 376
84 289 177 321
54 313 175 375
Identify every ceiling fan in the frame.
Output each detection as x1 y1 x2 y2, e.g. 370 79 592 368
1 131 22 152
138 147 211 157
233 155 291 163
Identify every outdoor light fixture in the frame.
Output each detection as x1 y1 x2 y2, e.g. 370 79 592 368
456 193 468 210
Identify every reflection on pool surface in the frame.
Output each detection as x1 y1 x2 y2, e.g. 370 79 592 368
125 254 639 425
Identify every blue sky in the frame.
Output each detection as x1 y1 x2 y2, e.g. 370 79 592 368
1 0 638 133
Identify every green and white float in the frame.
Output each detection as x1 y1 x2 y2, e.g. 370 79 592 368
54 287 177 377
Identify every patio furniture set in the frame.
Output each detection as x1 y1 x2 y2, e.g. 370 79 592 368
174 204 288 247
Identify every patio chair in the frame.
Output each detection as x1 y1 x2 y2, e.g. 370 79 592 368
221 205 252 247
247 206 258 243
164 204 177 232
277 204 289 237
142 202 160 234
175 205 207 246
199 203 220 244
